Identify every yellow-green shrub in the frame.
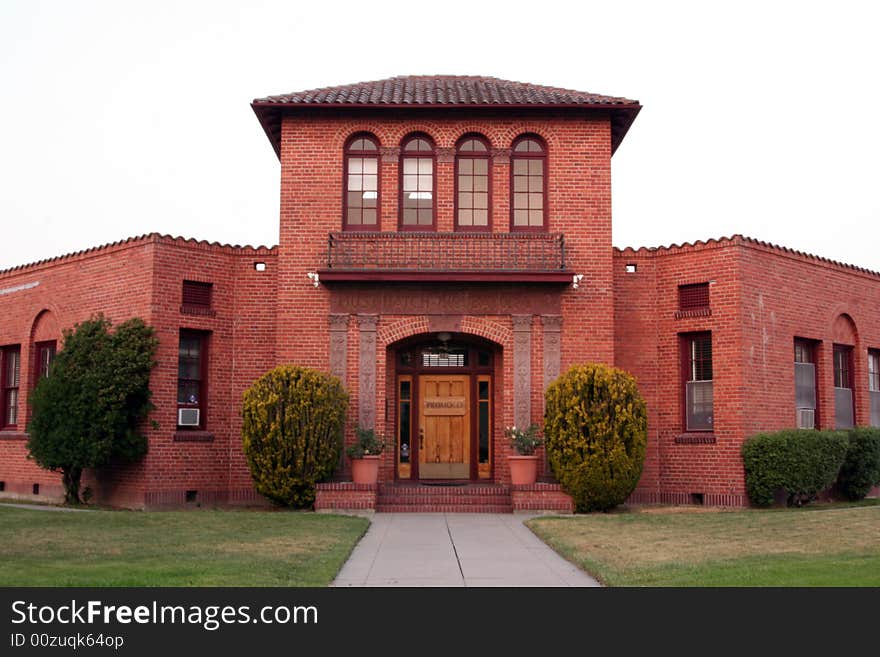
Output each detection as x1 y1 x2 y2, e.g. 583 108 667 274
242 366 348 508
544 363 648 512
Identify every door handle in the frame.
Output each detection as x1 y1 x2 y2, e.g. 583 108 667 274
419 428 424 450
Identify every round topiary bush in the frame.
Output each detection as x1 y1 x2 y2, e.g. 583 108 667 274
242 365 349 508
544 363 648 512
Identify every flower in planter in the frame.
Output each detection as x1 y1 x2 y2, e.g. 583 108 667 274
505 424 544 456
345 426 387 459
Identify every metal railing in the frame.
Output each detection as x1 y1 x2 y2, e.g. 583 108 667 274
326 232 567 272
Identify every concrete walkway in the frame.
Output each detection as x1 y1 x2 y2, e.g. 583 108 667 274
333 513 600 587
0 502 93 512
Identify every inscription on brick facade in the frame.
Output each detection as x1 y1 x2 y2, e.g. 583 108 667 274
330 286 562 315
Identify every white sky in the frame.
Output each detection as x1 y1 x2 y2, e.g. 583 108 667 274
1 0 878 271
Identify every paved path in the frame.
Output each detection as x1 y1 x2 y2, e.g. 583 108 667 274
333 513 600 587
0 502 92 512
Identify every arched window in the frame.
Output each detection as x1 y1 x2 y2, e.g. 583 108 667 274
400 134 435 230
455 136 490 231
344 134 379 230
511 135 546 231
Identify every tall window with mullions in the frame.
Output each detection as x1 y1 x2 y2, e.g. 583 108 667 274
682 333 713 431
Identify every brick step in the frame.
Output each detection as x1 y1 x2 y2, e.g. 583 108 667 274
377 484 512 512
376 503 514 513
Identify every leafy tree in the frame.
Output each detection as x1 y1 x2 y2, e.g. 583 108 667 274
544 363 648 512
27 316 158 504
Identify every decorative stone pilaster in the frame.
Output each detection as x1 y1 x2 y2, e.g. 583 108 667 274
380 146 400 163
357 314 379 430
541 315 562 392
492 148 512 165
328 314 349 383
512 314 533 430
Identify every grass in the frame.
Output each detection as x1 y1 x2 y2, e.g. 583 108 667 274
527 500 880 586
0 506 369 586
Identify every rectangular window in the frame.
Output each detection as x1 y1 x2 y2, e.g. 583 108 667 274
398 376 412 479
682 333 713 431
833 344 854 429
794 339 817 429
177 330 208 428
1 345 21 428
477 375 492 479
181 280 213 313
868 349 880 427
679 283 710 311
34 340 56 382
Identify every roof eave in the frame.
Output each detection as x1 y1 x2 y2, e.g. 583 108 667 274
251 101 642 160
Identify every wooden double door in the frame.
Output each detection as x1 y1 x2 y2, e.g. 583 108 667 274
398 373 492 481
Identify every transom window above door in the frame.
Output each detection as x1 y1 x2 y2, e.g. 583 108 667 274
400 135 435 230
456 136 490 231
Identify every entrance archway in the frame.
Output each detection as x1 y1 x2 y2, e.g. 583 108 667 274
392 333 498 481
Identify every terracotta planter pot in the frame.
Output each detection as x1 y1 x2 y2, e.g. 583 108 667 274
508 455 539 485
351 455 381 485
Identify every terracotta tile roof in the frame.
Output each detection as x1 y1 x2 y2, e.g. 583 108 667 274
614 235 880 279
254 75 638 107
252 75 641 158
0 233 277 278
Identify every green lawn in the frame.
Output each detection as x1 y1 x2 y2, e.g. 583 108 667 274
0 506 369 586
527 500 880 586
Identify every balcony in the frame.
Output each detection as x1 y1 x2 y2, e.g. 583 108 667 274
318 232 572 283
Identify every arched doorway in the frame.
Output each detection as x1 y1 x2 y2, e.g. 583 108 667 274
393 333 497 481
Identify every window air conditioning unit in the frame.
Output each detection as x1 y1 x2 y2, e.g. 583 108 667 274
796 408 815 429
178 408 200 427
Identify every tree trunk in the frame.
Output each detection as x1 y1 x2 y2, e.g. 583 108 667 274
62 467 82 505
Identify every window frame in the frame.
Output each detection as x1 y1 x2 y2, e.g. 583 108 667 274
509 134 548 232
794 338 819 428
833 343 855 429
1 345 21 430
454 134 492 232
399 133 437 232
868 349 880 392
343 133 381 232
34 340 56 384
680 332 714 432
177 330 209 430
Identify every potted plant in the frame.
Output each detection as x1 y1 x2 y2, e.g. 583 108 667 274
506 424 544 485
346 426 386 485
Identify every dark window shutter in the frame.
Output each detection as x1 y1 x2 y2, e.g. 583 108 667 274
679 283 710 311
182 281 212 309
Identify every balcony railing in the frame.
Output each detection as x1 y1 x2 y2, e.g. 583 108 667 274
319 232 571 283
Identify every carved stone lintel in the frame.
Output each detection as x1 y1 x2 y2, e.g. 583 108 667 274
541 315 562 392
380 146 400 163
357 314 379 430
436 147 454 164
328 314 349 382
511 314 532 429
492 148 512 165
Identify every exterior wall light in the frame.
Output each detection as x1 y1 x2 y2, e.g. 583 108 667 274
306 272 320 287
572 274 584 289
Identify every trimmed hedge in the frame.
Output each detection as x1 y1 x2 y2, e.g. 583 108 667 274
544 363 648 512
242 366 348 508
741 430 848 507
837 427 880 500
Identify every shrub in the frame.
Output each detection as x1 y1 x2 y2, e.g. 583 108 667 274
242 365 348 508
27 315 157 504
345 426 386 459
741 430 848 507
836 427 880 500
544 363 648 512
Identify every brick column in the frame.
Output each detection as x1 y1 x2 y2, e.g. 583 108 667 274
512 314 533 429
357 314 378 430
328 314 349 383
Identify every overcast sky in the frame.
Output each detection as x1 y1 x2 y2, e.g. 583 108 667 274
1 0 878 272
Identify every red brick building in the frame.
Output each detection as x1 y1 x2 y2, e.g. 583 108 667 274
1 76 878 510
